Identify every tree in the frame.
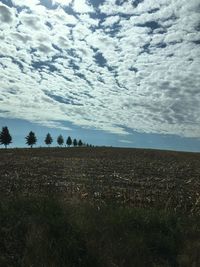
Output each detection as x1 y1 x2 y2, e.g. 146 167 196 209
0 126 12 148
45 133 53 147
57 135 64 146
25 131 37 148
73 138 77 147
66 136 72 147
78 139 83 147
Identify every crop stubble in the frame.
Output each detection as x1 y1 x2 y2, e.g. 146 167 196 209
0 147 199 214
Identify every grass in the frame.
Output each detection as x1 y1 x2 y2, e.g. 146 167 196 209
0 195 199 267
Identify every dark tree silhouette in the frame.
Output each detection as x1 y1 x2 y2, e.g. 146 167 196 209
78 139 83 147
73 138 78 147
66 136 72 147
45 133 53 147
0 126 12 148
25 131 37 148
57 135 64 146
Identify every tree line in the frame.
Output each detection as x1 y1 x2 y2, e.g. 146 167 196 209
0 126 92 148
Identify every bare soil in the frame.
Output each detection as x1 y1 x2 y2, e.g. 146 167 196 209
0 147 200 213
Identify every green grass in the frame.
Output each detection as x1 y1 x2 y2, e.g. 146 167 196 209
0 196 199 267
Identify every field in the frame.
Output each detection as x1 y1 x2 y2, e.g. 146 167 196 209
0 147 200 213
0 147 200 266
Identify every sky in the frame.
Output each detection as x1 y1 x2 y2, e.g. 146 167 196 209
0 0 200 151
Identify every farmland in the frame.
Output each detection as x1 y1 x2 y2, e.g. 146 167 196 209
0 147 200 266
0 147 200 213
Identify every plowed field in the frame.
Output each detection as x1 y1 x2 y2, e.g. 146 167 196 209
0 147 199 213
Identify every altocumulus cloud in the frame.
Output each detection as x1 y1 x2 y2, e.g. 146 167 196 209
0 0 200 137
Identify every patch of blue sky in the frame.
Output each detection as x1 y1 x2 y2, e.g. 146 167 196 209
0 117 199 152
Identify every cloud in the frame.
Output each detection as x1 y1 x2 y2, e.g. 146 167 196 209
73 0 94 13
99 0 135 15
53 0 72 6
119 139 133 144
11 0 40 7
0 4 13 23
0 0 199 138
20 13 43 30
101 15 120 27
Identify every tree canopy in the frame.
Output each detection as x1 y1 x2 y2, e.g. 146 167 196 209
25 131 37 148
78 140 83 147
57 135 64 146
66 136 72 147
73 138 78 147
45 133 53 147
0 126 12 148
0 128 88 148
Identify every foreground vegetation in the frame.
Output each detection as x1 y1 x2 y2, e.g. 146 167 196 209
0 195 199 267
0 147 199 266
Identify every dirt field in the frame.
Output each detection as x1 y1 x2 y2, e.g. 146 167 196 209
0 147 200 213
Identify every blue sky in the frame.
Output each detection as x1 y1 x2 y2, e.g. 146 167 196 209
0 0 200 151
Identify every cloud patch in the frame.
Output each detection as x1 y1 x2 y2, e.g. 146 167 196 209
0 0 200 138
0 4 13 23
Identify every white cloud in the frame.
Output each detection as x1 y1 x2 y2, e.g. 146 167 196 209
119 139 133 144
0 3 17 28
0 0 200 138
102 15 120 27
53 0 72 6
73 0 94 13
100 0 135 15
11 0 41 9
0 4 13 23
51 7 78 25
